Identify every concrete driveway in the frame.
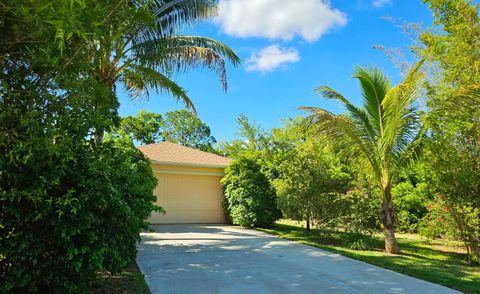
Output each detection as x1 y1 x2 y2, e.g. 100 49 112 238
136 225 459 294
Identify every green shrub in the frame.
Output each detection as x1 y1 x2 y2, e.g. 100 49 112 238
418 195 458 240
392 181 430 233
0 135 159 293
339 187 382 235
221 154 281 228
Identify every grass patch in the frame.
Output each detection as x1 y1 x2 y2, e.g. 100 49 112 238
90 261 150 294
258 220 480 294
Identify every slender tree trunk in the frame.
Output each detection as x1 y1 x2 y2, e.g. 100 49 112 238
381 184 399 254
306 218 310 231
93 128 104 144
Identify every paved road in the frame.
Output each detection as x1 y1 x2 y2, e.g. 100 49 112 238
136 225 459 294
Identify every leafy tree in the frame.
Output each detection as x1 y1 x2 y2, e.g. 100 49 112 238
273 138 351 231
162 109 217 151
215 140 248 158
265 118 350 231
301 63 425 254
117 110 217 151
421 0 480 264
90 0 240 142
221 154 281 228
216 114 269 157
119 110 164 144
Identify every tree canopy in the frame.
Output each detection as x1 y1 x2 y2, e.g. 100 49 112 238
117 109 217 151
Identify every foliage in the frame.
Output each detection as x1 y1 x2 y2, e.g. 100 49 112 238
301 63 426 253
421 0 480 264
117 109 217 151
270 119 351 230
162 110 217 151
391 165 433 233
216 114 269 158
221 154 281 228
418 195 458 240
1 128 159 292
423 127 480 263
119 110 164 144
392 182 430 233
340 187 382 235
86 0 240 141
345 233 376 251
1 0 114 289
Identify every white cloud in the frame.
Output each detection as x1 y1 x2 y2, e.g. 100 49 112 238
246 45 300 73
372 0 393 8
216 0 347 42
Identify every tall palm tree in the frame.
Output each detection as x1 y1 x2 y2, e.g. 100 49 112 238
93 0 240 142
301 61 425 253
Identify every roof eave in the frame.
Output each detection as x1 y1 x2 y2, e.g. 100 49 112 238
149 159 230 169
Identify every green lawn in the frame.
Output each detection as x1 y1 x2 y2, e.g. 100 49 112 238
258 220 480 294
90 261 150 294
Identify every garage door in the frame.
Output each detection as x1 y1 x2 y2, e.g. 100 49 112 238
148 172 226 224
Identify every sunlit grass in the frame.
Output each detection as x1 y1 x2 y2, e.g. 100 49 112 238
258 220 480 294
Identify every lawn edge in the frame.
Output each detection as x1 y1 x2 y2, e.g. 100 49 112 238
255 226 471 294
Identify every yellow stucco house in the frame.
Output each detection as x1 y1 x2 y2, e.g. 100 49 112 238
138 142 231 224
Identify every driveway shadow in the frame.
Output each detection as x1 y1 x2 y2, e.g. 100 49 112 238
136 225 460 294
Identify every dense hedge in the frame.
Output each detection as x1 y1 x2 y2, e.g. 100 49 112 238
0 135 158 292
221 155 281 228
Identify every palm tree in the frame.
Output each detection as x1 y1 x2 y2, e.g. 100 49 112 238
93 0 240 142
301 61 425 254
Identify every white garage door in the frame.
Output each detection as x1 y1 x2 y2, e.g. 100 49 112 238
148 172 226 224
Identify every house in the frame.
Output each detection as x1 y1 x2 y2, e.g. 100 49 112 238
138 142 231 224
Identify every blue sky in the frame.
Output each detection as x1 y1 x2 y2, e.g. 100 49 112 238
119 0 434 142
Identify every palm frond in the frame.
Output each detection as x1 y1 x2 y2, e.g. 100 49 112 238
121 64 196 113
142 0 218 39
127 0 219 56
299 106 381 179
303 61 426 185
381 59 425 165
391 115 428 168
132 35 240 66
131 35 240 91
315 86 377 144
353 66 391 133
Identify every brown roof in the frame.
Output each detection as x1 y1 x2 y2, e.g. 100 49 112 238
138 141 232 167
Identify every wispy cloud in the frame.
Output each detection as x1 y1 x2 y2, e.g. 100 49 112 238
216 0 347 42
372 0 393 8
246 45 300 73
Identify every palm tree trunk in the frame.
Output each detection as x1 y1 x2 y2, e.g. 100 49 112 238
381 184 399 254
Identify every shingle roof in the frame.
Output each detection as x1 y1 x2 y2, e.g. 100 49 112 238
138 141 232 167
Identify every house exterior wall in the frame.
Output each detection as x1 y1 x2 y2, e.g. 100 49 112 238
148 163 226 224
